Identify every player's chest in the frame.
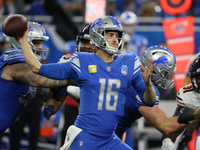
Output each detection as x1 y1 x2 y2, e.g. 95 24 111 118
182 92 200 106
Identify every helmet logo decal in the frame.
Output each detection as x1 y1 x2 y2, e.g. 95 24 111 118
121 65 128 75
109 16 120 27
125 13 132 20
153 55 169 67
29 24 34 33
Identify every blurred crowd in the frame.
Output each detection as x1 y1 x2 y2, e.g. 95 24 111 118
1 0 200 18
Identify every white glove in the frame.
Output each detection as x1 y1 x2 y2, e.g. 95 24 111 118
67 85 80 102
161 138 175 150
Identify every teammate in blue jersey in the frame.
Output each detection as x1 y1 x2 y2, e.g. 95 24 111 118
0 22 69 134
18 15 156 150
119 11 148 56
115 46 186 143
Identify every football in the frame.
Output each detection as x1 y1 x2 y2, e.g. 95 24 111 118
2 14 27 37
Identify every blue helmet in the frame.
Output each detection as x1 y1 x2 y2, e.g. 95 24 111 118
141 45 176 89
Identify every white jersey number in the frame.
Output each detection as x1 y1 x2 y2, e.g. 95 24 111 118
98 78 120 111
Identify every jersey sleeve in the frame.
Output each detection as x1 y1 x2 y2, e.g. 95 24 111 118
176 89 185 107
39 62 78 80
39 53 84 81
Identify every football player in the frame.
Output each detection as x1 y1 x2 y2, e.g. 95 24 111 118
18 15 156 150
162 55 200 150
0 22 68 134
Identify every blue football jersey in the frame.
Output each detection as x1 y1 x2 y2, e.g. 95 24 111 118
39 52 153 137
115 83 160 138
0 49 37 133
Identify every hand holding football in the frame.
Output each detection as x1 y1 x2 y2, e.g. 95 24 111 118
2 14 27 37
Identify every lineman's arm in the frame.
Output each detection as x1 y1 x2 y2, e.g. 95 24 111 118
138 105 186 136
1 62 68 87
17 25 41 73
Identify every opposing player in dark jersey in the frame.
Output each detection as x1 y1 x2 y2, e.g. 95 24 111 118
162 55 200 150
18 15 156 150
0 22 69 134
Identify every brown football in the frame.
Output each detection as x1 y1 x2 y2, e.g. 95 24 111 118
2 14 27 37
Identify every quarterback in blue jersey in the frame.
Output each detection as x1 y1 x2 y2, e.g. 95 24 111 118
0 22 69 134
18 16 156 150
115 46 186 142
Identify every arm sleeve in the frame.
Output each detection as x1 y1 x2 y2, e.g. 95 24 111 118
39 62 78 80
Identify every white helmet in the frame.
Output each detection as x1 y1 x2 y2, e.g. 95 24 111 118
90 15 125 55
141 45 176 89
10 22 49 61
120 11 137 35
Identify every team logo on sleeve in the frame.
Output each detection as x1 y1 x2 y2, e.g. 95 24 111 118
88 65 97 73
121 65 128 75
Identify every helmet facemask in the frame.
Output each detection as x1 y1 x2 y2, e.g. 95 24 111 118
153 70 174 89
29 41 49 61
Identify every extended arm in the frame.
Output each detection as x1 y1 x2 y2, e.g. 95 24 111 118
140 58 156 105
138 105 186 136
1 62 68 87
17 25 41 73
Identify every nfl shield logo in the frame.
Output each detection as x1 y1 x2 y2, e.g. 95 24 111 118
121 65 128 75
78 141 83 147
107 66 111 72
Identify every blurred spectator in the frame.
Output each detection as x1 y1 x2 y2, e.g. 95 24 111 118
26 0 49 15
0 0 14 20
119 11 148 57
57 0 84 16
0 32 10 56
43 0 79 41
139 1 156 17
106 0 121 17
116 0 143 16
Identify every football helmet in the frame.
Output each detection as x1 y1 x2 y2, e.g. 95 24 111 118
10 22 49 61
90 15 125 55
141 45 176 89
189 55 200 93
76 23 96 53
119 11 137 35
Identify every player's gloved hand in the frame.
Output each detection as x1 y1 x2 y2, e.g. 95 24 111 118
43 105 55 120
178 105 197 124
161 138 174 150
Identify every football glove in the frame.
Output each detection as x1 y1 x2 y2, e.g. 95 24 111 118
43 105 55 120
161 138 174 150
178 105 197 124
